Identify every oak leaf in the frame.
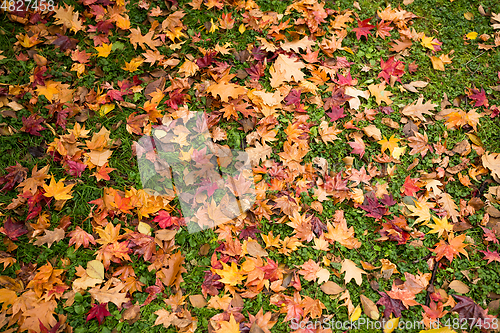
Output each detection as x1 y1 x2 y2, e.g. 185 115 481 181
402 97 437 121
33 228 65 248
368 82 393 105
341 259 366 285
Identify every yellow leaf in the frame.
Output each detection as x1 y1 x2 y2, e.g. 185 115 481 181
216 314 240 333
466 32 478 40
95 43 113 58
350 305 362 321
213 262 245 286
368 82 393 105
42 175 74 201
86 260 105 280
239 24 246 34
36 81 60 102
420 34 438 50
464 12 474 20
138 222 152 235
122 57 144 72
71 63 86 77
209 19 219 33
378 134 401 155
178 59 199 77
427 216 453 238
384 318 400 333
99 104 115 116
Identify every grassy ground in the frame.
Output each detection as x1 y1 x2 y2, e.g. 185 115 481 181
0 0 500 332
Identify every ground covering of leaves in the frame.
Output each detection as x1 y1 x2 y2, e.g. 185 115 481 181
0 0 500 332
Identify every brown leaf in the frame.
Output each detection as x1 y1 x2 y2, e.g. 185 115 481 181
449 280 470 294
320 281 344 295
189 295 207 308
33 228 65 248
360 294 380 320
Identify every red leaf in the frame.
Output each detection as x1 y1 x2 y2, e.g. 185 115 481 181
21 114 46 136
352 18 375 40
326 106 346 122
452 295 492 326
0 216 28 240
154 210 174 229
377 291 405 318
378 57 405 84
86 302 111 325
64 160 87 178
402 176 421 197
468 88 489 108
479 248 500 264
0 162 28 192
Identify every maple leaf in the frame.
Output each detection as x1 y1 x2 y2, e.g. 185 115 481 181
36 81 60 102
406 198 431 225
427 216 453 238
213 261 245 286
21 115 46 136
408 132 430 157
43 175 75 201
341 259 366 285
402 97 437 121
376 21 393 39
429 52 453 71
0 216 28 240
468 88 489 108
122 57 144 72
68 226 96 250
368 82 393 105
452 295 491 326
438 193 460 223
126 112 148 135
389 38 412 52
247 308 277 333
206 74 247 102
53 4 84 33
479 248 500 264
92 163 116 181
326 106 346 121
378 57 405 83
298 259 330 284
431 233 469 262
95 43 113 58
280 36 316 53
86 302 111 325
348 133 366 158
0 162 28 192
377 291 406 319
352 17 375 40
324 212 362 248
216 314 240 333
360 193 388 219
378 134 401 155
402 175 422 196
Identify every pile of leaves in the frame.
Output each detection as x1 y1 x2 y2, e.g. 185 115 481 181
0 0 500 332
